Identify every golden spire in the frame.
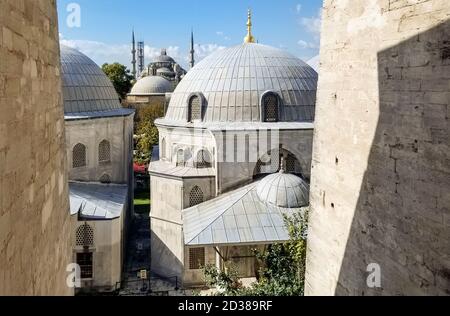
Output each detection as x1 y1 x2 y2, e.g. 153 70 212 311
244 8 256 44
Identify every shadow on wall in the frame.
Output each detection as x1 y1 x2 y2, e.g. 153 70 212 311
336 20 450 295
150 229 184 280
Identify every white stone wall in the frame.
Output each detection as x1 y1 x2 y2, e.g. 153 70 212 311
65 115 134 184
72 214 124 291
158 126 216 166
150 176 185 278
213 129 314 193
306 0 450 296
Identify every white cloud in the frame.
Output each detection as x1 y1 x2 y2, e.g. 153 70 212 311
299 9 322 35
297 40 319 49
194 43 226 60
216 31 231 41
60 35 226 70
60 38 131 66
295 4 302 14
61 37 185 68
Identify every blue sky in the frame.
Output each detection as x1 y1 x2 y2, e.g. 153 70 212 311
57 0 322 70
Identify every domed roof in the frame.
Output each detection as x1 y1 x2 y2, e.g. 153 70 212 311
153 49 175 63
256 170 309 208
60 45 122 114
129 75 173 95
163 43 318 123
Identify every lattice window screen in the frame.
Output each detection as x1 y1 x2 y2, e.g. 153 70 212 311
263 94 278 122
76 224 94 247
196 150 211 168
73 143 86 168
286 154 297 173
99 174 111 184
189 247 205 270
189 96 201 121
189 186 204 207
76 252 93 279
98 140 111 163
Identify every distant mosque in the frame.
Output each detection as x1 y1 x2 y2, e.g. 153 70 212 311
148 10 318 288
127 30 194 112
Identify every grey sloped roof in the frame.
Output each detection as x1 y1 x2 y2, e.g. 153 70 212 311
69 182 128 220
163 43 317 124
129 75 173 95
60 45 122 114
183 181 306 246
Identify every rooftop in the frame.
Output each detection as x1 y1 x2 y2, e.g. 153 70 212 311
69 182 128 220
183 181 308 247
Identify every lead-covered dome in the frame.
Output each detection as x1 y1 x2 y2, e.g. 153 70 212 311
129 76 173 95
256 170 309 208
164 43 317 123
60 45 122 114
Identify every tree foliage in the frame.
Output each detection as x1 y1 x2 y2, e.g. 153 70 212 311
134 104 165 164
203 208 309 296
101 62 133 100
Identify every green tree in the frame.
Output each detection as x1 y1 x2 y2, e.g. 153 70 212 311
134 104 165 164
203 208 309 296
101 62 133 100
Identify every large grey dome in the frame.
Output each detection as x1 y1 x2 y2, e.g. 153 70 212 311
164 43 317 123
256 171 309 208
60 45 122 114
129 76 173 95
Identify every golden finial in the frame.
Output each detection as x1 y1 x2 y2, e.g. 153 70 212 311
244 8 256 44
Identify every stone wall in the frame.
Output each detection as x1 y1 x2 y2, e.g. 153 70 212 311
306 0 450 295
0 0 72 295
66 115 134 185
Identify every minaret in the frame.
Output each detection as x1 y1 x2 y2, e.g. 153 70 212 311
131 29 137 79
189 29 195 69
244 9 256 43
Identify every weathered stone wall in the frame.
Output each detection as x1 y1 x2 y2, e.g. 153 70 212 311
306 0 450 295
0 0 72 295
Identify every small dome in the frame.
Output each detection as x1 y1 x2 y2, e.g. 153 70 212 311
256 171 309 208
129 76 173 95
60 45 122 114
154 49 175 63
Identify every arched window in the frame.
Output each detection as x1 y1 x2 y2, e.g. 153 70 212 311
99 174 111 184
73 143 86 168
161 138 166 159
176 149 185 167
98 140 111 163
196 150 212 168
189 186 204 207
262 92 279 122
76 224 94 247
188 95 202 122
